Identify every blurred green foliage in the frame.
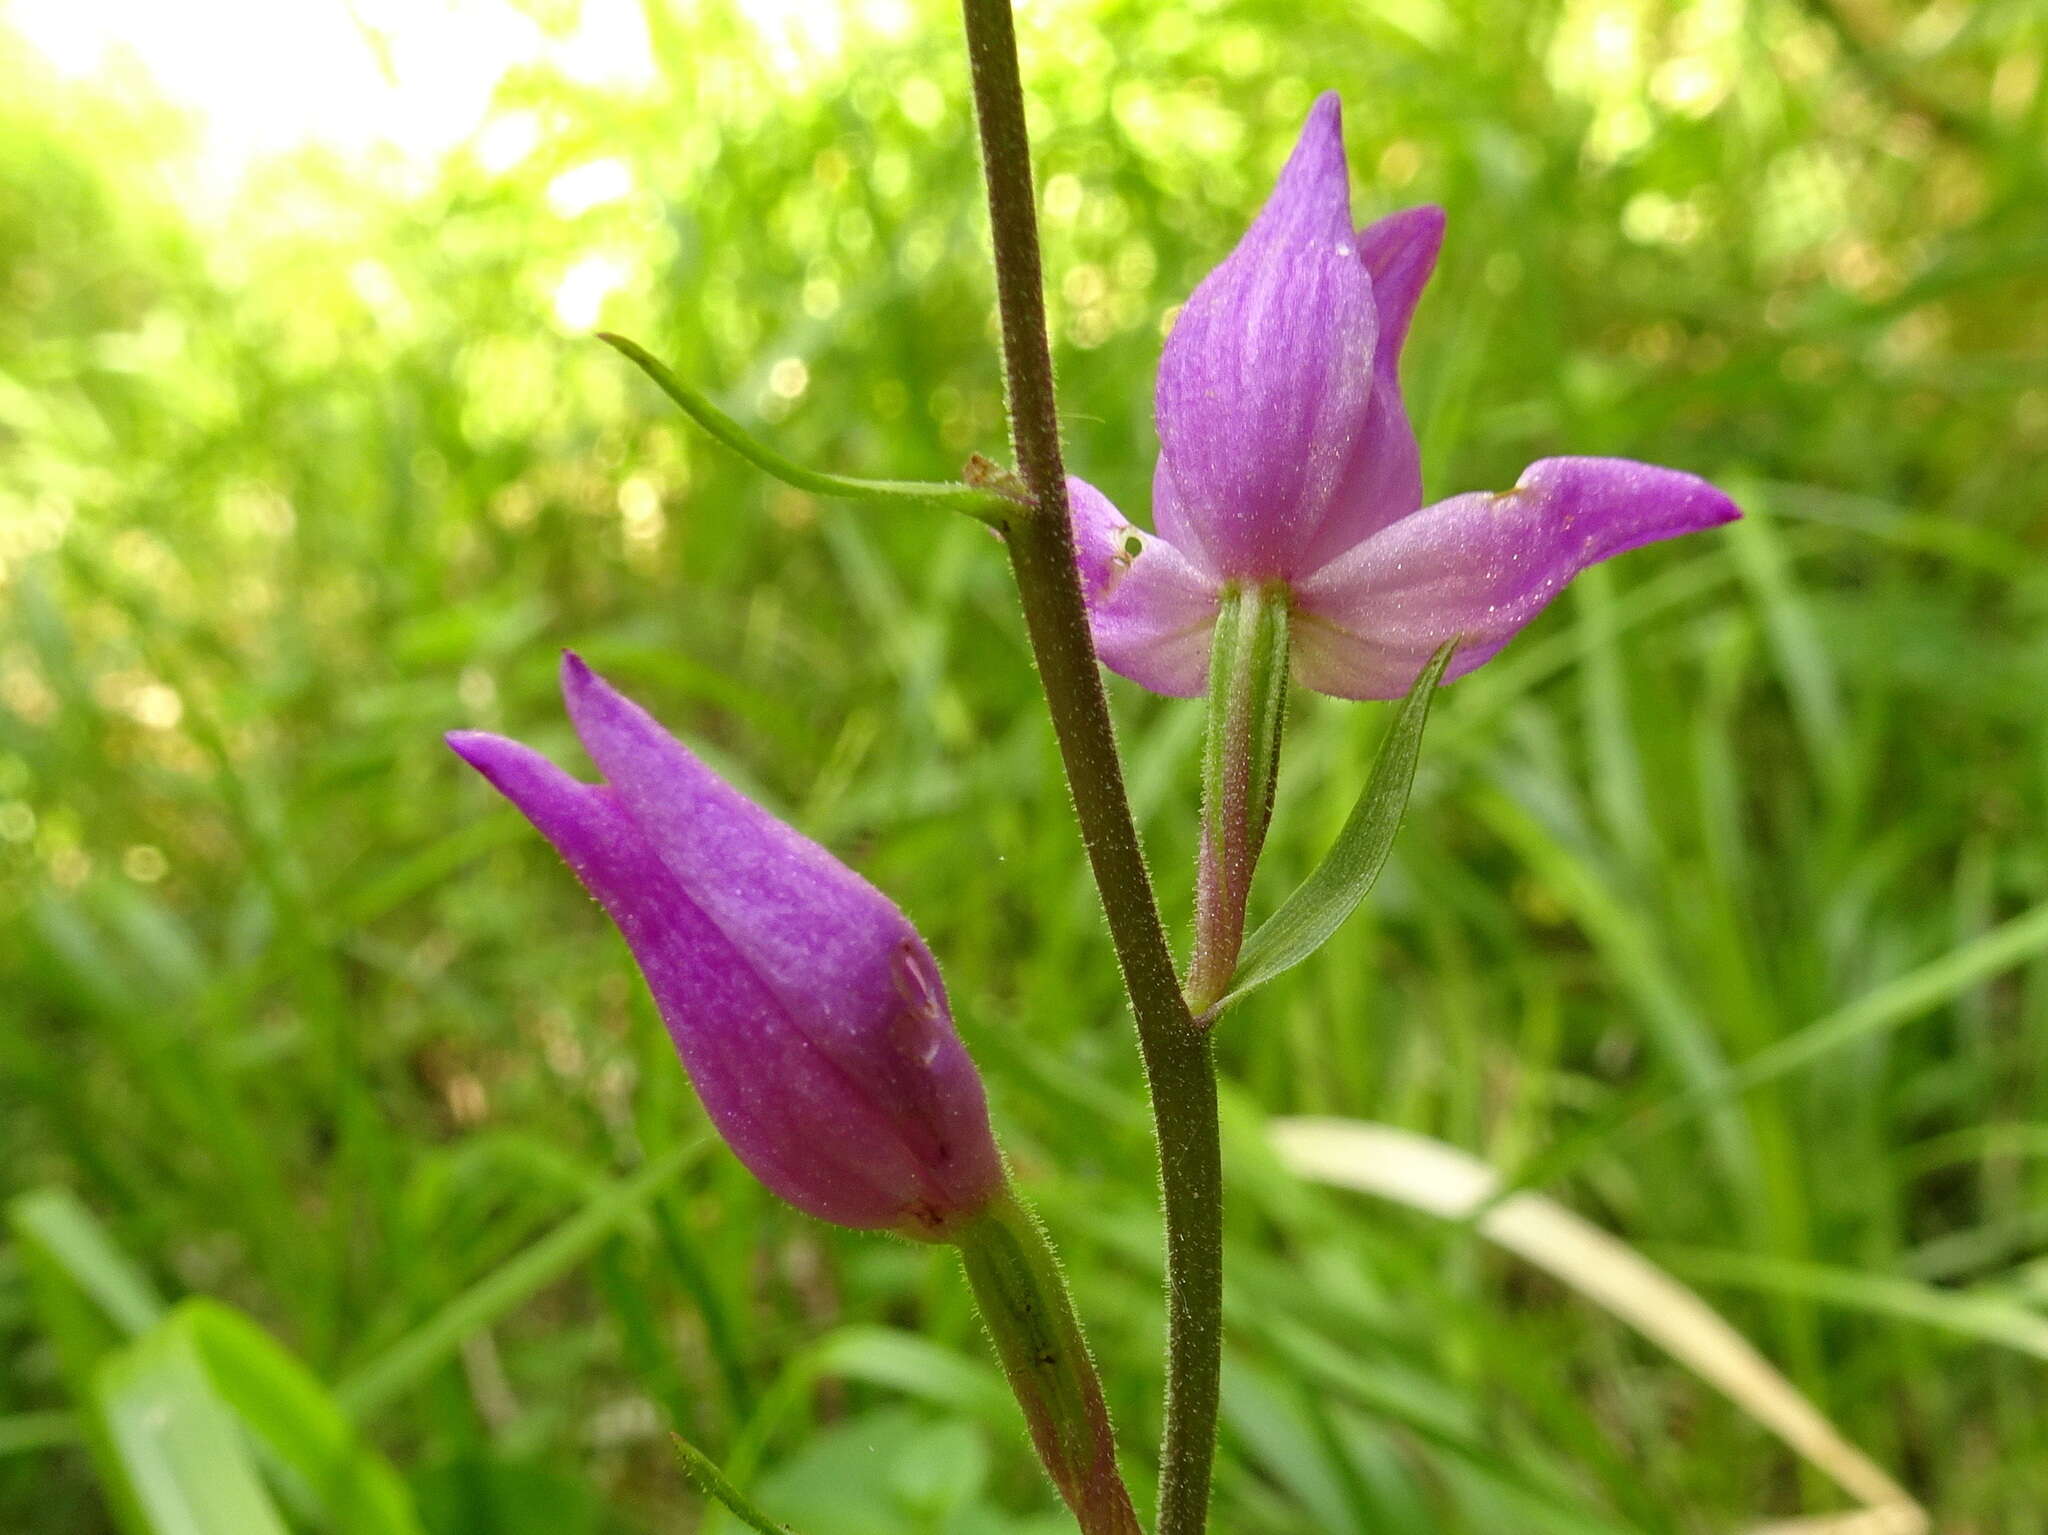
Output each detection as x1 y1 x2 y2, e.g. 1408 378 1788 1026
3 0 2047 1529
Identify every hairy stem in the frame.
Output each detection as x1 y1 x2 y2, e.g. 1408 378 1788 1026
956 1195 1142 1534
958 2 1223 1529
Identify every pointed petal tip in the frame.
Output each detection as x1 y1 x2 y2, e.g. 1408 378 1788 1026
444 729 578 805
1518 456 1744 542
1253 91 1352 236
445 728 503 769
1362 203 1446 241
1705 479 1744 524
558 648 628 735
1397 204 1447 252
1289 91 1347 170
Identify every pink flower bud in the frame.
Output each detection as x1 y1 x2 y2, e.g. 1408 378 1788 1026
449 655 1004 1239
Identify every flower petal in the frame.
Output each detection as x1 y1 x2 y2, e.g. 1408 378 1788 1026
559 653 913 1021
1154 93 1378 580
1070 475 1222 698
1355 204 1445 365
1291 456 1741 699
446 729 967 1229
555 658 1002 1217
1292 206 1446 571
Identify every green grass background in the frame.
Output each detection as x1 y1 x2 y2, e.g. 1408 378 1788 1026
4 0 2048 1529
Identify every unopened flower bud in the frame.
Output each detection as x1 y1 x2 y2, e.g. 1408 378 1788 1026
449 655 1003 1239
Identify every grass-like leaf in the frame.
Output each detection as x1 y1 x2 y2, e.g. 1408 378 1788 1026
93 1321 293 1535
598 333 1021 527
182 1301 423 1535
1212 639 1456 1016
335 1144 700 1417
1271 1117 1924 1533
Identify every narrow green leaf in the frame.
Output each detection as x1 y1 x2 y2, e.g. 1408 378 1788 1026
1659 1247 2048 1362
335 1143 699 1417
1491 896 2048 1206
0 1410 82 1457
1215 639 1456 1014
9 1188 166 1412
9 1188 166 1339
808 1327 1011 1421
181 1300 423 1535
672 1435 798 1534
92 1322 292 1535
1188 586 1295 1010
598 333 1019 526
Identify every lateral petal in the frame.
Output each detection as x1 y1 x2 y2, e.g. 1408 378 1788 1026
1292 206 1446 571
1291 456 1740 699
1355 204 1445 365
559 653 914 1028
1070 475 1224 698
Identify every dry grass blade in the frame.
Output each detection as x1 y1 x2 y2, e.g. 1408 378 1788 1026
1269 1118 1927 1535
1747 1511 1927 1535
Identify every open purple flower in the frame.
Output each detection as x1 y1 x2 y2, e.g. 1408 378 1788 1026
1071 93 1740 699
448 656 1004 1239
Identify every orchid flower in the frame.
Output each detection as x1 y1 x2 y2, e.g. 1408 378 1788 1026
1070 92 1739 701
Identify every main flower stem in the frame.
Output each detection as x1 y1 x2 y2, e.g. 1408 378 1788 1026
958 2 1223 1531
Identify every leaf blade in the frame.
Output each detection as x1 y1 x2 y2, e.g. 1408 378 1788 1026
92 1320 292 1535
182 1300 424 1535
1215 639 1456 1014
597 333 1018 526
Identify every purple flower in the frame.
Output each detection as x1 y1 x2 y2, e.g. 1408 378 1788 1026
448 656 1004 1239
1071 93 1739 700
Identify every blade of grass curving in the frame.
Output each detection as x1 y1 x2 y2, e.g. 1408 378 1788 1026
335 1143 700 1417
651 1195 755 1423
1272 1118 1924 1533
1213 640 1456 1016
9 1188 167 1417
9 1188 165 1341
598 333 1021 526
1492 897 2048 1206
1656 1247 2048 1362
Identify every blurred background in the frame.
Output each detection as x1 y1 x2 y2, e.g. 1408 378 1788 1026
3 0 2046 1529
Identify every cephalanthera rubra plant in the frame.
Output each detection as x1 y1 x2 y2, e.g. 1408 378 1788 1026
450 7 1737 1529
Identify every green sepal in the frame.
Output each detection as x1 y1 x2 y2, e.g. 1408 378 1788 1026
1198 586 1292 870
